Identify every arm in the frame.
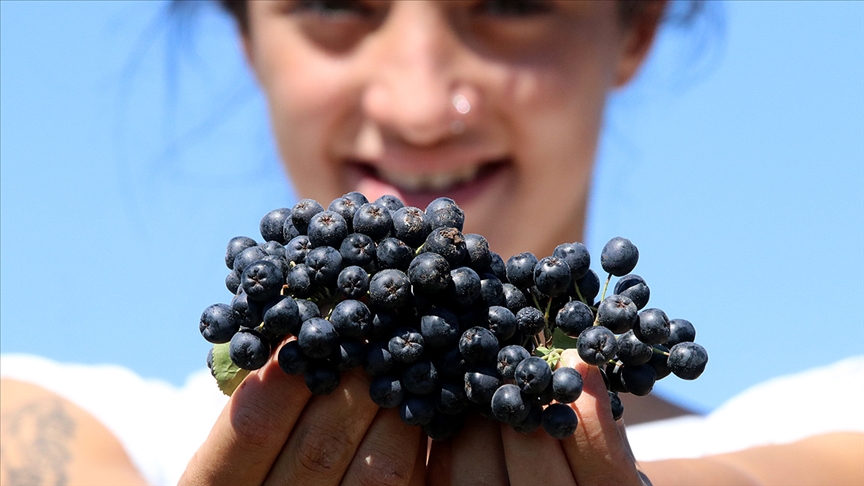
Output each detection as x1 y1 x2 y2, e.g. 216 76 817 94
0 378 148 486
640 431 864 486
427 350 864 486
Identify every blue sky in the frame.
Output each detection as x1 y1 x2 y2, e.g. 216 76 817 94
2 1 862 413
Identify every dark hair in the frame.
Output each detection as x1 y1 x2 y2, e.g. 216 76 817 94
214 0 702 33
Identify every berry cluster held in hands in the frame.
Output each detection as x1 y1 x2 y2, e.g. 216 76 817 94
200 193 708 441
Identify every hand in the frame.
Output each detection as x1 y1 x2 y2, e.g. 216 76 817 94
179 350 426 486
426 349 648 486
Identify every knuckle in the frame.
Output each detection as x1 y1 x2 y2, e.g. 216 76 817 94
354 453 413 486
294 423 354 477
230 399 283 451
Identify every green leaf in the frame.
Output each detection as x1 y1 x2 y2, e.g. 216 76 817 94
551 328 579 350
211 343 250 396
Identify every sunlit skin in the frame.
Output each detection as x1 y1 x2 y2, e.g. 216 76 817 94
243 0 653 261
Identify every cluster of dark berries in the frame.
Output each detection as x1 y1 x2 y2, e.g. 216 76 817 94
199 193 708 441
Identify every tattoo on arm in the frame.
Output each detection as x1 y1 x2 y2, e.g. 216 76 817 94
1 398 77 486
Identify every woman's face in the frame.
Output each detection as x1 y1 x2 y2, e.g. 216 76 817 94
243 0 654 259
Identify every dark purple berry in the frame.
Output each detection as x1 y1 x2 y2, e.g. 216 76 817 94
200 303 239 344
304 246 343 287
369 269 412 310
634 308 670 345
425 197 464 231
388 327 425 363
555 300 594 338
506 252 538 289
260 208 292 243
553 242 591 280
491 384 531 425
229 328 271 370
667 318 696 347
459 327 499 366
533 256 571 297
486 306 517 341
541 403 578 439
596 294 638 333
262 295 301 336
616 330 654 366
552 366 583 403
514 356 552 394
297 317 338 359
577 326 618 366
226 236 258 269
241 260 284 302
400 395 435 426
614 274 650 310
284 235 313 265
329 299 372 339
668 342 708 380
392 206 432 248
307 210 348 248
277 341 308 375
336 265 369 299
601 237 639 277
353 203 393 241
420 307 460 349
516 306 546 336
369 375 405 408
497 344 531 381
376 237 413 270
291 199 324 235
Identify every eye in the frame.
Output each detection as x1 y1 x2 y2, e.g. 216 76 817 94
288 0 375 18
473 0 553 17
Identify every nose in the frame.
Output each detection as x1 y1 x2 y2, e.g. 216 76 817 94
361 3 478 146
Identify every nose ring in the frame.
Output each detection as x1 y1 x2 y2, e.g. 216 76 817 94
450 94 471 134
453 94 471 114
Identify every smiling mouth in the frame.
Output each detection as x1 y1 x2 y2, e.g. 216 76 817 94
349 159 510 195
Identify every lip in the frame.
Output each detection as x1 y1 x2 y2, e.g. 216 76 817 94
343 157 512 210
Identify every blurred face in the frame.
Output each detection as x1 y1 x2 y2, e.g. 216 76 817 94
243 0 654 259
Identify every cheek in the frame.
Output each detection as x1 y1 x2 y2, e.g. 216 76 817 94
254 36 357 201
474 42 615 256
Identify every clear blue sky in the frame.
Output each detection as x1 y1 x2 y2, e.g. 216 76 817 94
2 1 862 413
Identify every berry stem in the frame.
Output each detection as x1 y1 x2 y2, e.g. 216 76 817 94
573 282 587 304
600 272 612 302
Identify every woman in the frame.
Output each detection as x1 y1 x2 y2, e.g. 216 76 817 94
2 1 862 485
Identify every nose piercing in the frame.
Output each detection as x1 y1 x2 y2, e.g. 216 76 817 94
453 94 471 114
451 94 471 134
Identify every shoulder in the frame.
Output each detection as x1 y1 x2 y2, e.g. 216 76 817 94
626 355 864 461
1 378 148 485
1 354 229 485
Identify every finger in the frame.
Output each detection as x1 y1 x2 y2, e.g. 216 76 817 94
445 414 508 486
407 433 429 486
559 349 643 485
426 434 452 486
179 352 312 486
501 423 578 486
339 407 423 486
264 367 378 485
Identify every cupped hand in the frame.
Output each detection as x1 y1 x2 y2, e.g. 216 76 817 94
426 349 647 486
179 350 426 486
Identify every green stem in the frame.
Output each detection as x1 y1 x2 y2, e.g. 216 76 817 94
574 282 587 304
543 297 553 347
600 272 612 302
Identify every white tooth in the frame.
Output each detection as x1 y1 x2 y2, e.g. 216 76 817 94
424 173 447 191
378 166 481 192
